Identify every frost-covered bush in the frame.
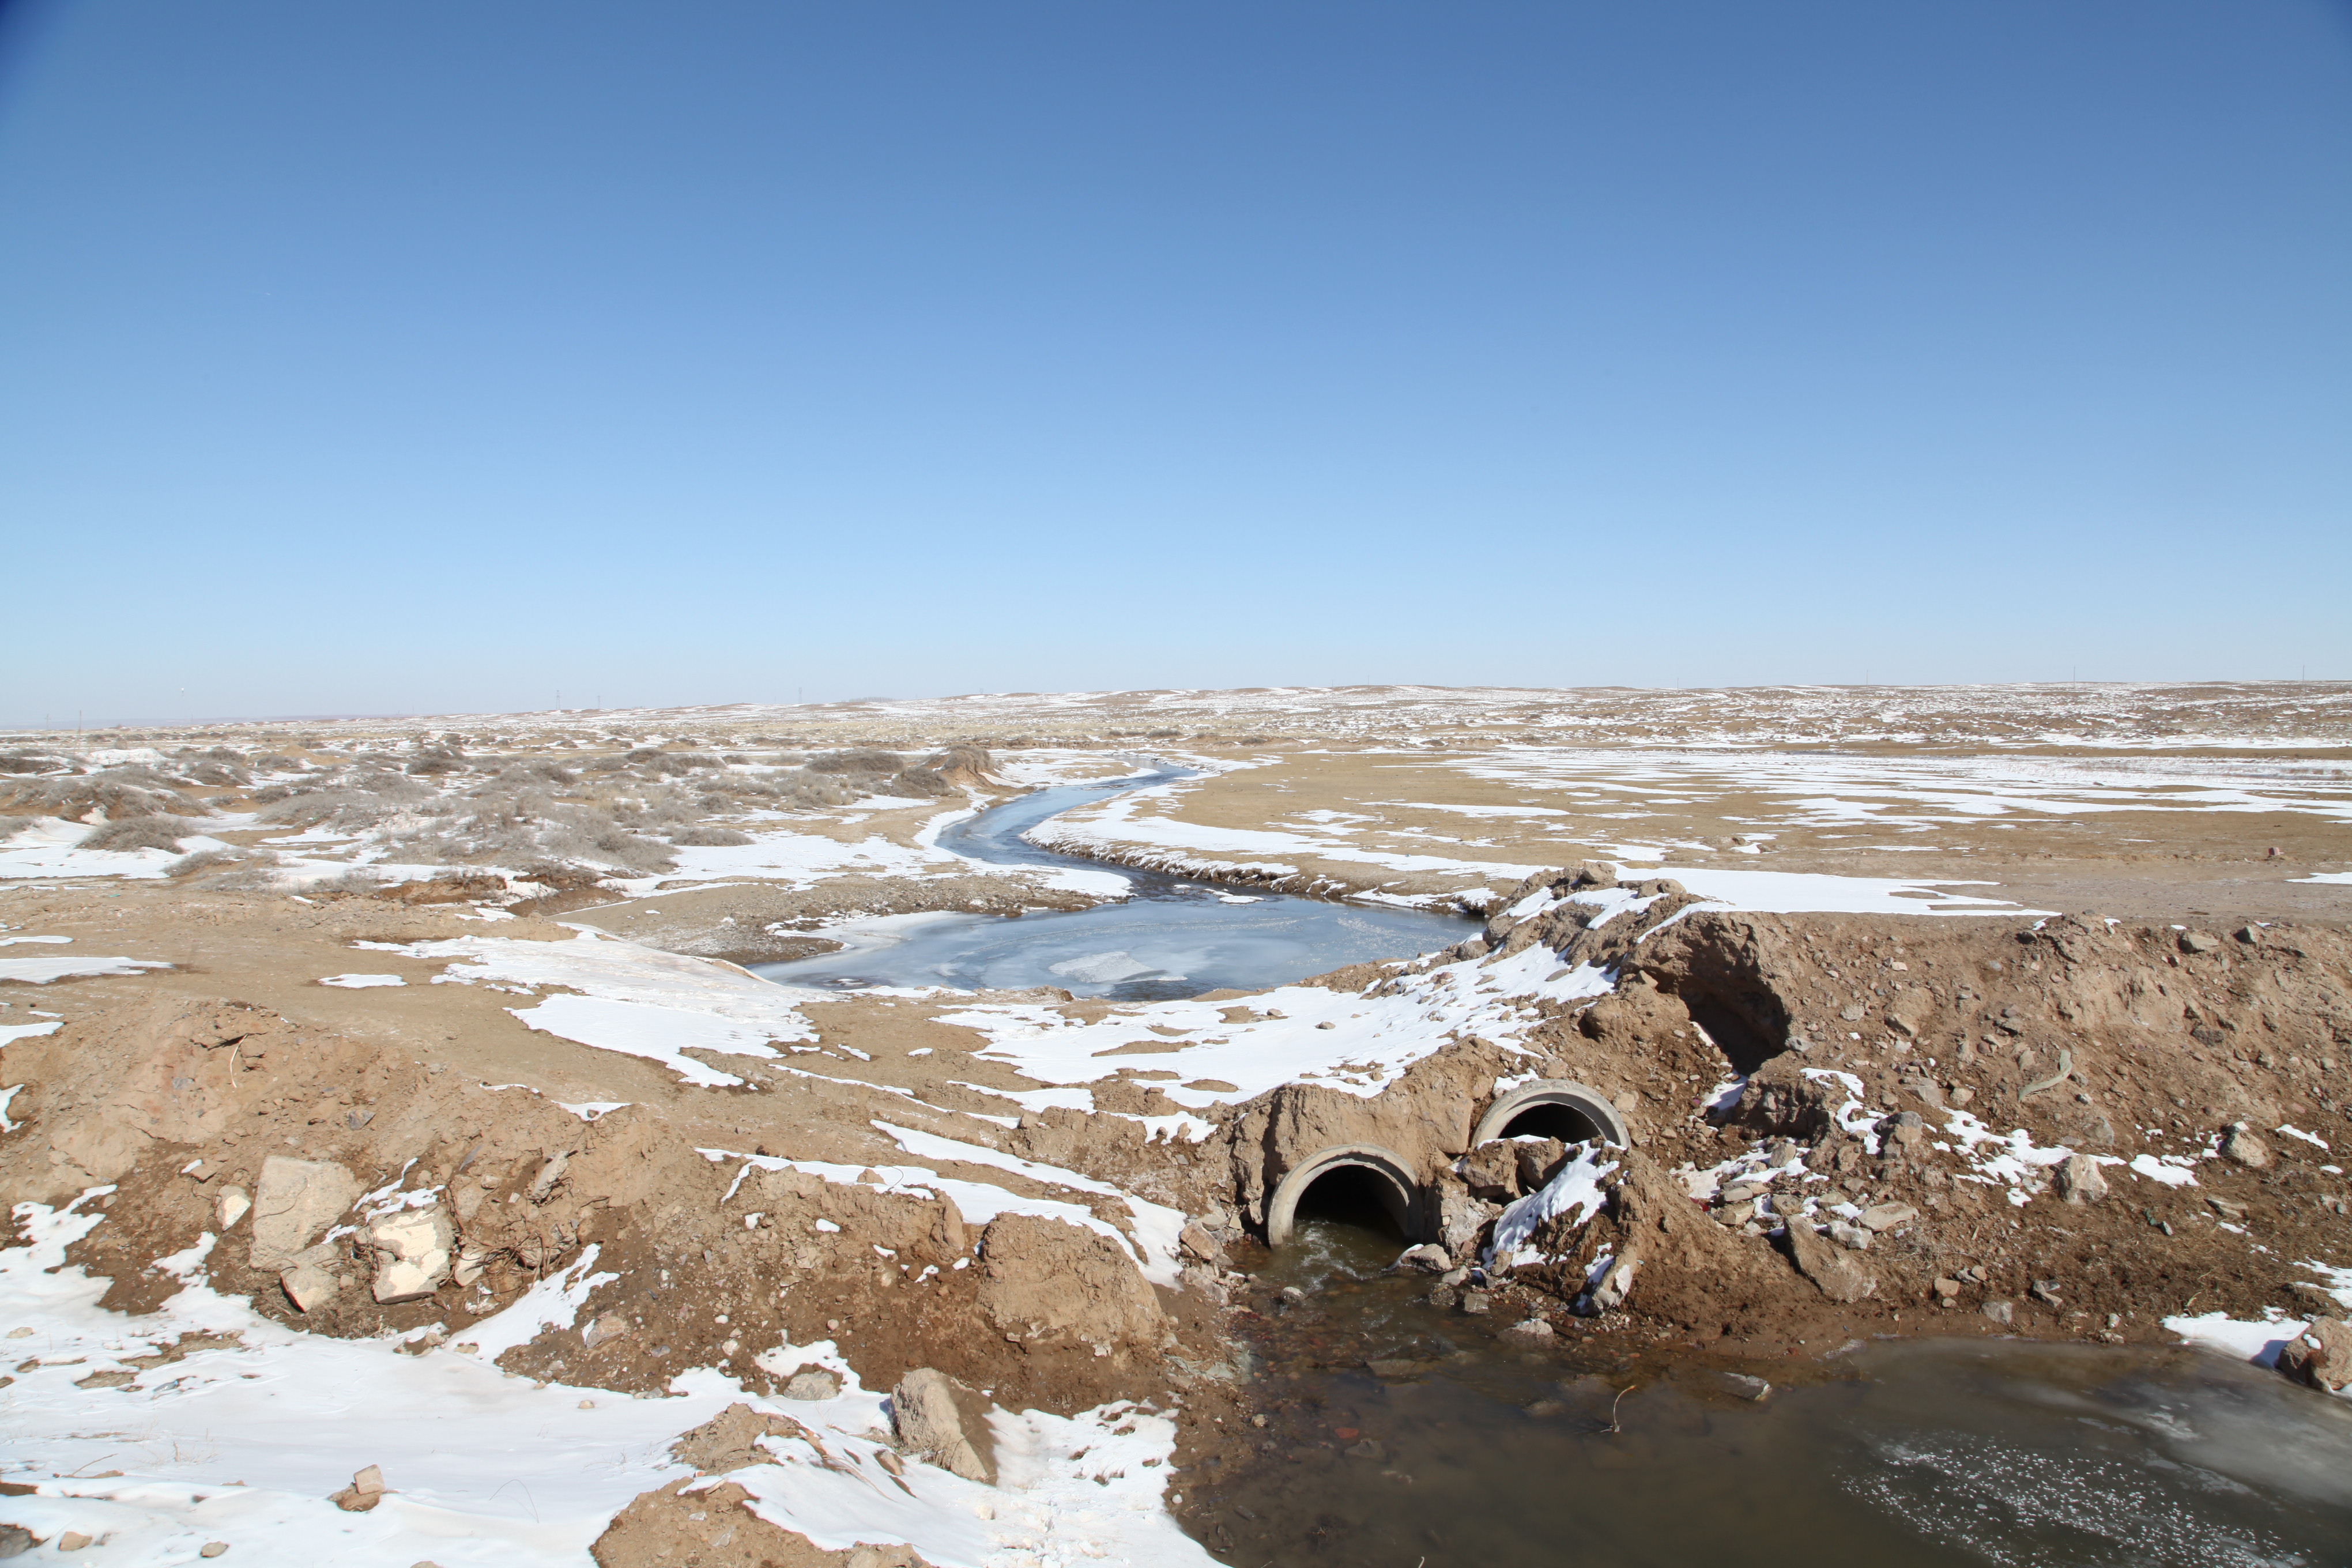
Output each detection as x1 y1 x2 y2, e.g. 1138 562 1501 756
81 816 198 853
806 749 902 775
0 772 199 823
886 766 955 798
669 825 752 847
169 846 273 878
258 791 401 832
0 753 67 776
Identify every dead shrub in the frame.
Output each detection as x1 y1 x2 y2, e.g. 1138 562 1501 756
887 767 956 798
81 816 199 854
669 825 752 847
1 775 197 823
169 847 274 879
806 749 902 775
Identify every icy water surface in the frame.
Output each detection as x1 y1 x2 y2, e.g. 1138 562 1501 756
1197 1216 2352 1568
755 764 1470 1000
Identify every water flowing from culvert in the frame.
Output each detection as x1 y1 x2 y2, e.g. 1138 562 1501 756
755 767 2352 1567
1193 1219 2352 1568
753 762 1471 1000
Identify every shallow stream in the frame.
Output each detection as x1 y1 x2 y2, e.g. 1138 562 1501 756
760 768 2352 1567
754 764 1468 1000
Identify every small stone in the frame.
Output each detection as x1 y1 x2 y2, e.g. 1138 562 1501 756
2278 1317 2352 1394
2206 1196 2248 1223
216 1187 251 1231
1860 1202 1919 1232
201 1546 229 1559
582 1312 632 1351
1718 1372 1771 1401
2030 1279 2063 1306
368 1208 455 1304
2055 1154 2109 1206
1499 1317 1555 1345
1457 1141 1520 1200
331 1464 389 1512
2179 932 2219 955
2221 1125 2272 1170
58 1533 93 1552
891 1367 992 1483
1932 1276 1962 1301
280 1251 344 1314
1581 1253 1640 1314
1177 1223 1227 1265
1982 1299 2015 1326
782 1369 842 1401
0 1525 33 1556
1460 1290 1492 1315
1827 1221 1872 1250
1394 1243 1452 1274
2234 925 2262 945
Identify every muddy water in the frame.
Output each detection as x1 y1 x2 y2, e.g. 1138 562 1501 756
1194 1216 2352 1568
755 763 1469 1000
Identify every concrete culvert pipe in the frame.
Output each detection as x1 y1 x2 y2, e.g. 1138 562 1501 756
1264 1144 1424 1248
1473 1079 1630 1149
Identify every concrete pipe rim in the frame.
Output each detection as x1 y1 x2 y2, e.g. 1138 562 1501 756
1263 1143 1424 1249
1472 1079 1631 1149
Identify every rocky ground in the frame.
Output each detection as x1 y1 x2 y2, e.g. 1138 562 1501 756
0 684 2347 1564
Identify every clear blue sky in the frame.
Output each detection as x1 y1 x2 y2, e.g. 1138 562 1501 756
3 1 2347 723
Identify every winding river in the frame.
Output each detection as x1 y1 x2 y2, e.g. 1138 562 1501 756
759 767 2352 1568
755 762 1469 999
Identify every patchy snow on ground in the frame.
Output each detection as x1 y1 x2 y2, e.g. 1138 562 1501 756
938 943 1611 1111
2166 1309 2308 1370
0 953 174 985
318 973 406 989
0 819 187 881
1628 866 2046 917
702 1147 1179 1286
868 1121 1187 1285
370 928 824 1088
0 1192 1213 1566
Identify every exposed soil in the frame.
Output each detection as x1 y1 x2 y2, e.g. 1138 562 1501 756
3 689 2349 1562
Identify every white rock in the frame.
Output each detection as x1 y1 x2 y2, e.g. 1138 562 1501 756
368 1208 455 1305
250 1157 360 1271
216 1186 251 1231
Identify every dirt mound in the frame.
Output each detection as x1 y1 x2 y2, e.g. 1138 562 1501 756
592 1478 933 1568
1 992 1182 1415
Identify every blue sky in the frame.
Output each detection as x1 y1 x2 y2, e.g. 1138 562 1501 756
2 1 2347 723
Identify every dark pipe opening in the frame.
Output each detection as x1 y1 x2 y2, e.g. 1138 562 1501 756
1500 1103 1604 1143
1674 983 1786 1075
1293 1165 1408 1242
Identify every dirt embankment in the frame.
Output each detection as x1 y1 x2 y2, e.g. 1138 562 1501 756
1208 891 2352 1375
